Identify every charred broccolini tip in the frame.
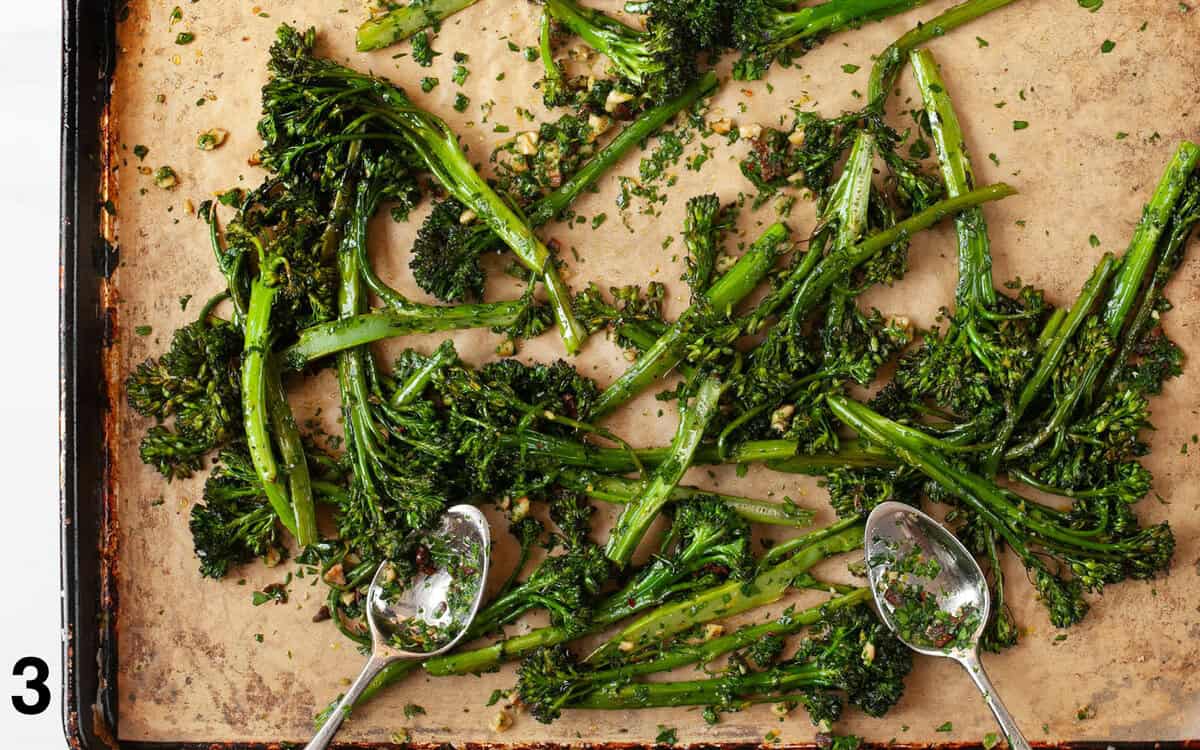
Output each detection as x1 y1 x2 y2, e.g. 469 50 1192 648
543 0 705 104
731 0 926 81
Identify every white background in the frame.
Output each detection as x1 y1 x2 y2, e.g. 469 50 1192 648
0 1 70 747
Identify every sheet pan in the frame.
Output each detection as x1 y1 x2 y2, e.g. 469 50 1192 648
63 0 1200 746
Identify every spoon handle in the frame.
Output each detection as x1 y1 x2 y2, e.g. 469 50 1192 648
960 651 1031 750
305 654 396 750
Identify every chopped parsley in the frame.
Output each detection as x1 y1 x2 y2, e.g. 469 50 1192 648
411 31 438 67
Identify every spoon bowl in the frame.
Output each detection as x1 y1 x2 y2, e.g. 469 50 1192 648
368 506 491 658
865 501 1030 750
306 504 490 749
864 500 989 659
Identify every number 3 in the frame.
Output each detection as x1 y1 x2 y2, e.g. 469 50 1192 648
12 657 50 715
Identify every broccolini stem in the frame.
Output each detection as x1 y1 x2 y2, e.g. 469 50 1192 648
356 0 482 51
501 430 893 474
582 587 871 686
758 516 868 567
204 207 248 322
779 0 926 56
371 104 587 354
572 662 832 710
787 183 1018 323
911 48 995 311
985 253 1115 467
528 72 720 227
868 0 1022 107
1100 180 1200 397
242 278 298 537
544 0 651 86
556 468 814 527
265 360 318 546
588 522 864 663
605 375 725 566
390 340 457 408
281 302 527 368
591 223 790 417
1101 141 1200 338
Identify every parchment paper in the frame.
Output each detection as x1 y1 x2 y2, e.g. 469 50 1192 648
109 0 1200 743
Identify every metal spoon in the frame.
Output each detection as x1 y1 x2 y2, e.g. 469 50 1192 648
865 501 1030 750
305 504 491 750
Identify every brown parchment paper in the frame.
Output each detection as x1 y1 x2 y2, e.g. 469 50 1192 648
108 0 1200 744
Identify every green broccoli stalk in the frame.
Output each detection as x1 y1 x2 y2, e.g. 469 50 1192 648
555 468 815 527
516 587 871 722
280 299 543 369
867 0 1022 107
560 605 911 720
896 49 1049 473
605 374 724 566
232 187 333 546
356 0 483 52
722 130 909 455
408 71 718 303
590 223 790 417
732 0 926 81
589 518 863 663
828 395 1175 628
537 10 574 108
335 161 460 535
493 429 895 475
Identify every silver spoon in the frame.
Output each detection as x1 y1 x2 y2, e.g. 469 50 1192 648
305 504 490 750
865 501 1030 750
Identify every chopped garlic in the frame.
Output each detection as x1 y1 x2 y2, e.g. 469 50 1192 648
490 709 513 732
604 88 635 113
515 131 540 155
770 404 796 434
739 123 763 140
709 118 732 135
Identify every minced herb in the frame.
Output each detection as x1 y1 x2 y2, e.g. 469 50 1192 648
411 31 438 67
